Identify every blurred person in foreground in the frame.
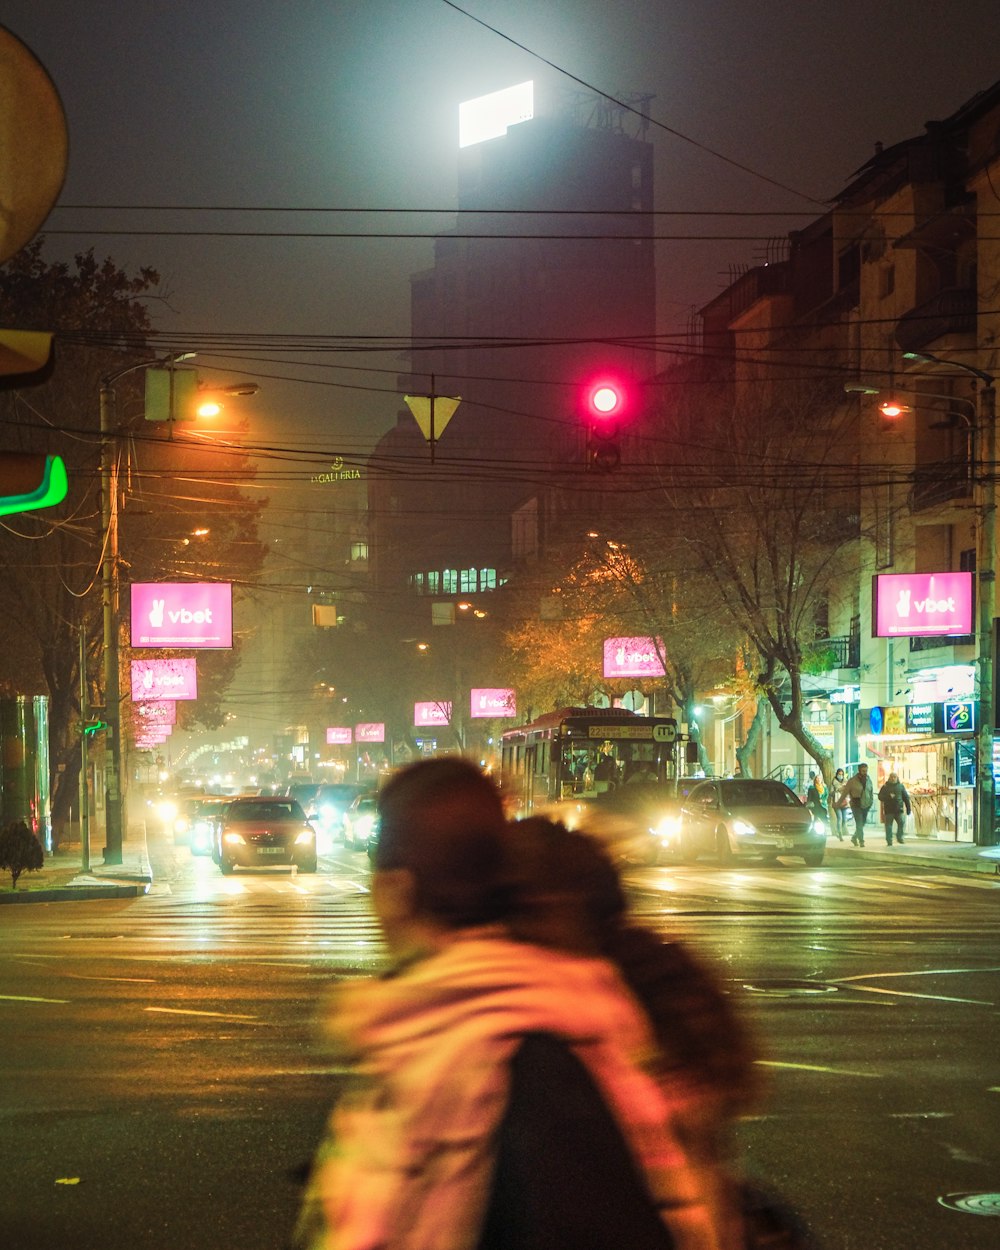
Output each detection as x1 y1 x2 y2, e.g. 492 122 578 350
293 759 723 1250
506 817 762 1246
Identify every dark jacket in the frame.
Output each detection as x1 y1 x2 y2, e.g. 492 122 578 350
878 780 911 817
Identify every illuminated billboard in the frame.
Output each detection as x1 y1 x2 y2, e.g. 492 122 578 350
470 688 517 718
130 582 233 648
130 658 198 701
873 572 973 638
326 727 352 745
603 637 666 679
459 81 533 148
415 701 451 727
355 723 385 743
134 699 176 726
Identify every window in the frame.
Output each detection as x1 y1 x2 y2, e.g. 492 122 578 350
480 567 497 590
879 264 895 298
350 542 368 562
427 571 440 594
460 568 476 593
442 569 458 594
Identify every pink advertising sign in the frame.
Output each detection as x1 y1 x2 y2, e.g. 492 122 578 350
130 582 233 649
130 658 198 701
326 727 353 745
134 732 167 748
874 572 973 637
134 700 176 726
603 637 666 679
355 723 386 743
414 701 451 727
470 688 517 718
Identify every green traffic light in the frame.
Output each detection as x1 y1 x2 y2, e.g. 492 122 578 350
0 453 68 517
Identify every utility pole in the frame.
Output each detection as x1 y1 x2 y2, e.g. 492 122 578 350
78 624 90 873
98 378 124 864
976 378 997 846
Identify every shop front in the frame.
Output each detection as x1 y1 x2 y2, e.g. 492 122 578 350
857 700 976 842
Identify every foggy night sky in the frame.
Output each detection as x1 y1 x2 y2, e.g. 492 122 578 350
5 0 1000 463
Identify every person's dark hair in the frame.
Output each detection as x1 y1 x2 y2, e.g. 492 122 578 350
375 758 510 928
505 816 759 1106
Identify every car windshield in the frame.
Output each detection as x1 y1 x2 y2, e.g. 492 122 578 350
720 781 802 808
229 800 305 823
315 785 364 805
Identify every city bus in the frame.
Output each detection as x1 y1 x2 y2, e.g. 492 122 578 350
498 706 679 815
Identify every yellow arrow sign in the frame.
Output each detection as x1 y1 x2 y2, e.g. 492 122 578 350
404 394 461 442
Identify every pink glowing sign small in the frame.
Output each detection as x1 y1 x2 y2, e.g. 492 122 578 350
414 701 451 727
355 723 386 743
130 657 198 701
874 572 973 638
130 582 233 649
603 637 666 679
326 727 353 745
470 688 517 718
134 700 176 726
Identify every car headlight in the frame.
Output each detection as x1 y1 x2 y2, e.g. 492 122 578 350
732 818 757 837
221 831 246 846
294 829 315 846
652 814 681 842
810 818 828 836
356 814 375 839
157 800 178 822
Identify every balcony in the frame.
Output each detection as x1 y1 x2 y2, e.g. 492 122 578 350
894 286 976 355
909 457 972 511
804 635 860 673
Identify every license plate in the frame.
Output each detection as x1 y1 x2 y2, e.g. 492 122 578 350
257 846 286 855
777 839 794 850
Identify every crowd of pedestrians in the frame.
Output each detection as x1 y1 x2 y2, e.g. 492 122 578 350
805 763 912 848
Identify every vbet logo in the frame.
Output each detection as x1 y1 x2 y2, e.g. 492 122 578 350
470 688 517 719
130 582 234 649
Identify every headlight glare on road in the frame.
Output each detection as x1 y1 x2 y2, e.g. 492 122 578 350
732 818 757 837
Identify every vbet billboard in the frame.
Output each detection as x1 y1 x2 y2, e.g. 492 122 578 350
603 636 667 679
873 571 973 638
326 727 353 745
130 582 233 649
134 699 177 726
355 723 385 743
415 701 451 727
470 688 517 719
130 658 198 701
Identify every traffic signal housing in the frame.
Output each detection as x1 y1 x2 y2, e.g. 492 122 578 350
0 452 68 517
583 377 627 472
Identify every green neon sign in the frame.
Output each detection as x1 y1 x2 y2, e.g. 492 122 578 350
0 453 69 517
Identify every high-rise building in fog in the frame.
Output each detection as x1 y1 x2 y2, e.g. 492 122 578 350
368 90 657 599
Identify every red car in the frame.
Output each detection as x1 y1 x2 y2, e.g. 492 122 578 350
214 796 318 875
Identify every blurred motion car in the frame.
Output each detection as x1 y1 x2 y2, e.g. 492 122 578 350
188 797 231 857
672 778 827 866
342 793 379 850
546 782 693 865
150 790 206 845
215 795 318 874
306 782 369 850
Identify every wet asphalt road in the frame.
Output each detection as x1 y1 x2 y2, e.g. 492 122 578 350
2 847 999 1250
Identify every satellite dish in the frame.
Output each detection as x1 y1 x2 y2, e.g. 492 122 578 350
0 26 68 263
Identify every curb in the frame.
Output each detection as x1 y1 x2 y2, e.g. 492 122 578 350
0 881 148 904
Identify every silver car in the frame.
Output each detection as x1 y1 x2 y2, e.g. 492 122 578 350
673 778 826 866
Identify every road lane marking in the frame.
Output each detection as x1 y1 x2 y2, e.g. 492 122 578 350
0 993 69 1004
144 1006 258 1020
841 985 992 1005
756 1059 877 1077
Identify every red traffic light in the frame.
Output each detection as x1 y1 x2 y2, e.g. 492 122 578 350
584 379 626 419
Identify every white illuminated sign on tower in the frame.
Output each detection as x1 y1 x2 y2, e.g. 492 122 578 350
459 81 534 148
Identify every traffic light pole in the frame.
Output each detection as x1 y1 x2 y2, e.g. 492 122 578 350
78 624 91 873
99 379 124 864
976 379 997 847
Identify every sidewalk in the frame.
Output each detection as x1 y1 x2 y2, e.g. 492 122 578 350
0 828 153 905
823 832 1000 874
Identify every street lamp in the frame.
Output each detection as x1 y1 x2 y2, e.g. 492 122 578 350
901 351 998 847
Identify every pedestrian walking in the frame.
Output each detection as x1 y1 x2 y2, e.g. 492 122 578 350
843 763 874 846
294 759 723 1250
804 773 826 824
829 768 848 840
878 772 912 845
